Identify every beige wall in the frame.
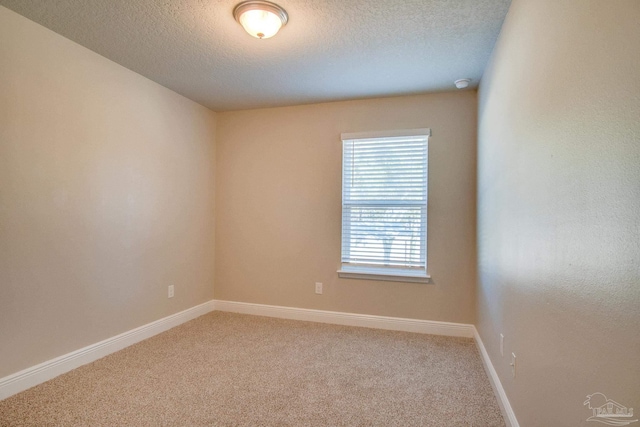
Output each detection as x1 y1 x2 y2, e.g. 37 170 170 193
0 7 216 378
477 1 640 425
215 92 477 323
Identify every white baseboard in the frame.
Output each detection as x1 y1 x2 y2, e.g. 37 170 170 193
213 300 475 338
213 300 514 426
473 327 520 427
1 297 517 427
0 300 215 401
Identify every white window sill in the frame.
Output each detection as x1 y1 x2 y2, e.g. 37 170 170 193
337 266 431 284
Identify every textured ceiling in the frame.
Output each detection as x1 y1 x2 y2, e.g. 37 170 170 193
0 0 511 111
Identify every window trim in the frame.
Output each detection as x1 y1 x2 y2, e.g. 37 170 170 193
337 265 431 283
338 128 431 284
340 128 431 141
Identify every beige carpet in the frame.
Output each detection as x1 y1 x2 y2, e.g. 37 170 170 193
0 312 505 426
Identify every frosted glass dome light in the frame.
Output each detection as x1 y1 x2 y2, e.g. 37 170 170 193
233 1 289 39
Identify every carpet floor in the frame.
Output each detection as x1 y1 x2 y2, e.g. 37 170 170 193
0 312 505 426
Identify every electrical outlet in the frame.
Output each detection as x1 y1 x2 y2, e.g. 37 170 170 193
315 282 323 294
510 353 516 378
500 334 504 356
168 285 174 298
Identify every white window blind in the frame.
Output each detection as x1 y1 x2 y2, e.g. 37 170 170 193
339 129 430 282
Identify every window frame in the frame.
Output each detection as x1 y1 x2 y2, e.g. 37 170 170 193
337 128 431 284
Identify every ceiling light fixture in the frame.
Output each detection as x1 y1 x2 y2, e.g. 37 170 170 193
233 0 289 39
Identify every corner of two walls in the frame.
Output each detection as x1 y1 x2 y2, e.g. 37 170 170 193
214 92 479 325
2 0 479 384
1 1 482 383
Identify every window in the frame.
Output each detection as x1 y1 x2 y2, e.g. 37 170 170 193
338 129 430 283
